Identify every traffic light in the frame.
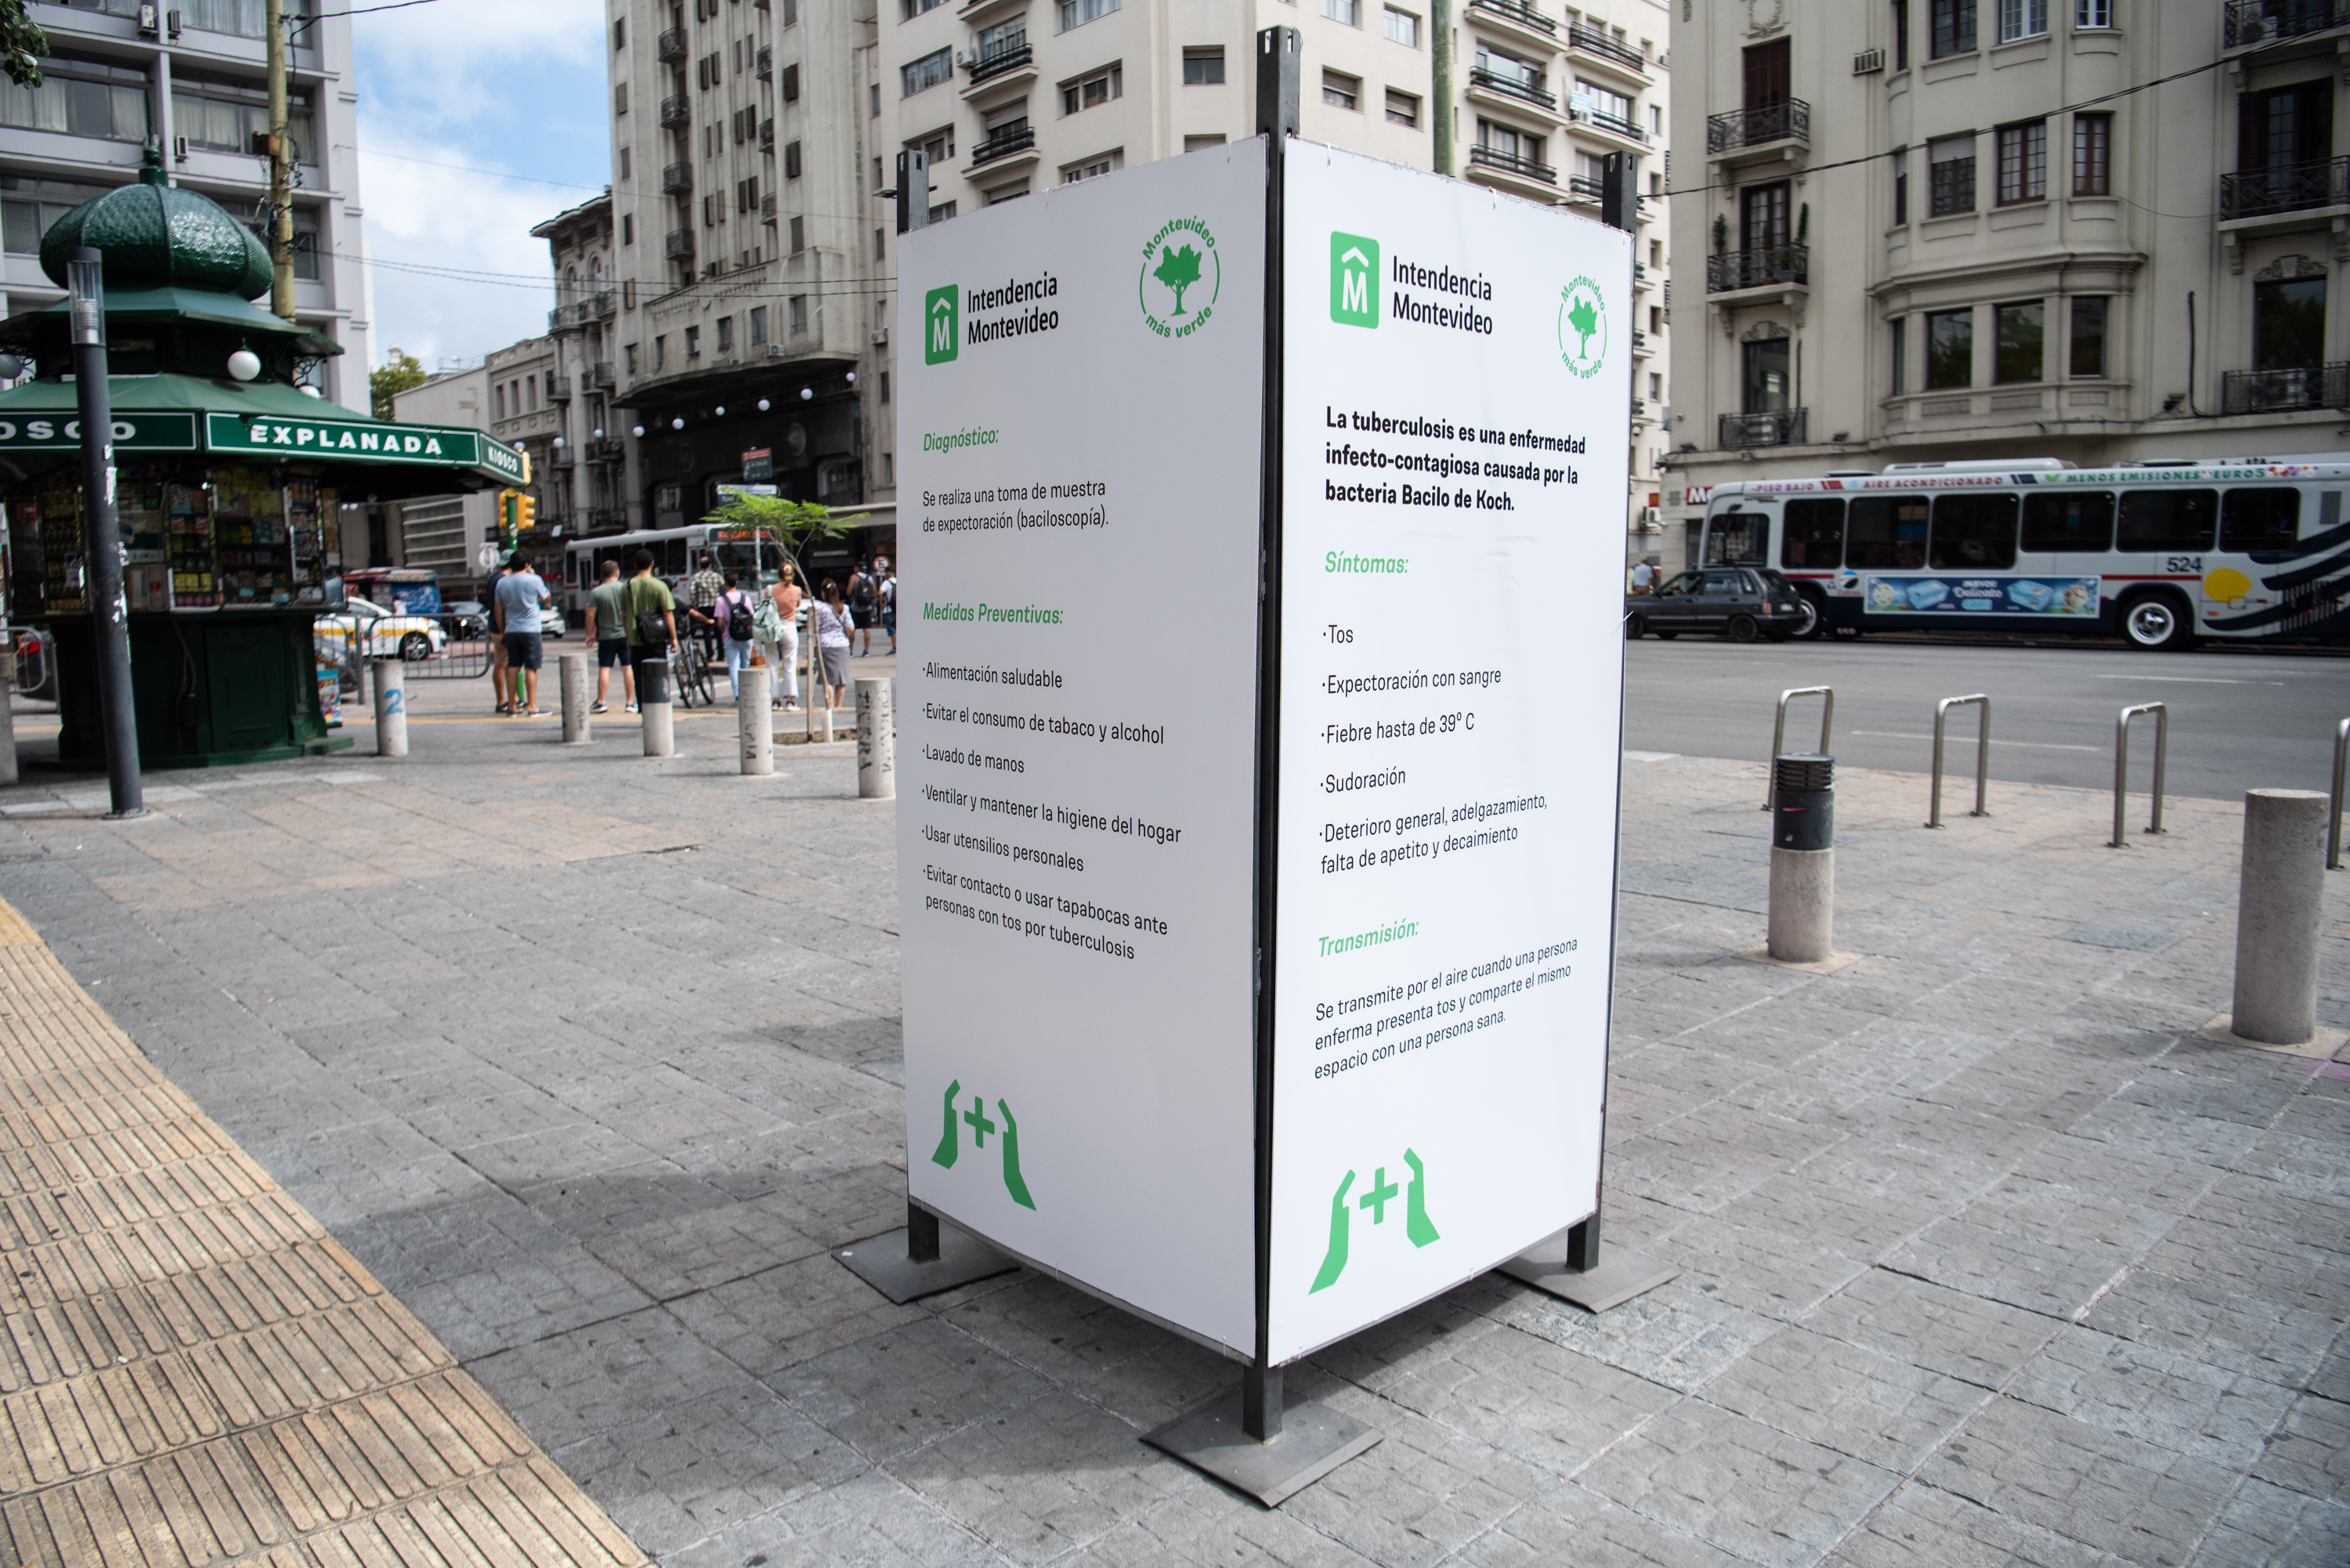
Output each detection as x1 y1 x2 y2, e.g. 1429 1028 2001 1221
496 490 519 539
517 493 537 532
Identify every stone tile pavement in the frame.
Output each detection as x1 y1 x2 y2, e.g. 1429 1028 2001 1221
0 706 2343 1566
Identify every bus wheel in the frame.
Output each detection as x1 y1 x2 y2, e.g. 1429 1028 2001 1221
1791 594 1824 640
2120 592 2193 651
1625 612 1647 639
1726 613 1761 643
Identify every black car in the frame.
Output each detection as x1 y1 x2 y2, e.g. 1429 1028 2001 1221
1625 567 1813 642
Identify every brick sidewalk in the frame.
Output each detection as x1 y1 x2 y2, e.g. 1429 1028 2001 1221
0 711 2343 1566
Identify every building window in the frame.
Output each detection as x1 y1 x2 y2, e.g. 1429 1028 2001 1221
1184 133 1227 150
875 227 885 261
626 343 639 374
2255 277 2326 372
618 147 631 180
1741 338 1789 414
1058 0 1119 30
789 295 809 334
1184 47 1225 84
1893 0 1910 67
1994 299 2044 381
615 81 629 114
623 214 634 244
2068 295 2106 377
880 370 891 403
1930 0 1976 56
1477 118 1542 165
786 141 803 178
902 48 952 96
1386 88 1420 126
750 305 768 345
1384 5 1419 44
1995 121 2045 204
1925 307 1972 388
790 215 805 251
1929 135 1976 215
870 82 879 117
1323 69 1361 110
1322 0 1361 22
1890 316 1907 393
653 336 667 371
613 16 626 48
494 384 507 420
1893 146 1909 223
988 179 1033 201
716 316 733 352
2072 113 2110 195
172 74 316 161
905 0 947 16
685 325 701 358
1997 0 2045 41
1064 65 1123 114
2075 0 2110 25
1061 150 1123 182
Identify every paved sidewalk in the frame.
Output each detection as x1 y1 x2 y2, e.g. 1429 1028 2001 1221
0 708 2343 1567
0 892 642 1566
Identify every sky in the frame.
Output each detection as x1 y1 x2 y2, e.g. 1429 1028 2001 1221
346 0 611 371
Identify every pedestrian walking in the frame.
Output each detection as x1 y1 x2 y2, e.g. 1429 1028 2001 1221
1630 555 1660 595
757 562 803 711
686 551 725 659
879 568 898 654
487 562 512 714
624 549 678 691
716 573 759 704
584 558 634 714
813 578 853 713
494 555 552 717
848 563 879 656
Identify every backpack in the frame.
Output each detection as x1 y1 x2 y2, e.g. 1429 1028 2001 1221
725 593 755 642
629 578 672 649
851 575 877 612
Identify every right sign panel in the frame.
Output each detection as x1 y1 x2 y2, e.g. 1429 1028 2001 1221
1269 144 1632 1363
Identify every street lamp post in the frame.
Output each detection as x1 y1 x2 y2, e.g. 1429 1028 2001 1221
67 247 143 817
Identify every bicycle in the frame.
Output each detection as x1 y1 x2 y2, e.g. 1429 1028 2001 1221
669 634 717 709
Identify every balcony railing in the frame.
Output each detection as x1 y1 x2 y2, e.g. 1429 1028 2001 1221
550 447 577 468
1706 245 1808 292
1470 67 1556 109
969 37 1033 82
1469 144 1557 183
1566 21 1645 70
1466 0 1556 33
1706 98 1809 153
970 124 1036 165
761 193 777 219
2224 0 2350 46
759 117 775 149
2219 154 2350 219
656 25 687 59
659 95 690 127
588 437 627 463
2221 363 2350 414
664 229 694 258
756 45 772 78
585 361 616 389
1720 409 1808 449
546 376 572 400
1566 173 1603 201
587 508 629 534
661 161 693 193
1578 104 1647 142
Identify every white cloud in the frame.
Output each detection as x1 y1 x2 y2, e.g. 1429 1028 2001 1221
354 0 603 124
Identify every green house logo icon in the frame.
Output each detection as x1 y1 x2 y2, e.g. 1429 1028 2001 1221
924 285 960 365
1330 233 1379 328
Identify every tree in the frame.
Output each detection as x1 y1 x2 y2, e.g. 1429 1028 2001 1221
699 488 866 601
370 348 426 421
1154 244 1202 315
1566 294 1598 359
2 0 49 89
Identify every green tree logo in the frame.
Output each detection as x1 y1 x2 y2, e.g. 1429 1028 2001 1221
1556 276 1607 379
1138 216 1220 340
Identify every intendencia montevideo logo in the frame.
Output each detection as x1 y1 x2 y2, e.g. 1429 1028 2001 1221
924 286 959 366
1331 232 1379 328
1138 216 1219 338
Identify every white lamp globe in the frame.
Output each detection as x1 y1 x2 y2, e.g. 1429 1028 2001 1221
227 349 261 381
632 425 645 437
671 417 685 430
757 398 769 412
715 405 726 416
799 387 813 401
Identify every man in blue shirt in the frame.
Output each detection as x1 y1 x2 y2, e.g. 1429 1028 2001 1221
494 556 552 717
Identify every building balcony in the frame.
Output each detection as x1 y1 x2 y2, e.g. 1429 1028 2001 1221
2223 0 2349 48
1565 22 1649 81
967 38 1033 87
1466 144 1559 196
1720 409 1807 449
587 507 630 534
547 375 573 400
1707 246 1808 294
1469 68 1559 113
756 45 772 78
656 26 687 60
659 95 690 127
1571 104 1647 146
664 229 695 259
586 361 616 389
550 446 577 468
2221 363 2350 414
661 161 693 193
1632 328 1653 356
970 124 1037 168
1463 0 1559 53
2218 155 2350 222
1633 259 1656 289
588 437 627 463
761 193 777 220
759 117 775 150
1565 173 1603 204
1706 99 1808 167
959 0 1027 23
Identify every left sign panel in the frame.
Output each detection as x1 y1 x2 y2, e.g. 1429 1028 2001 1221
896 140 1268 1357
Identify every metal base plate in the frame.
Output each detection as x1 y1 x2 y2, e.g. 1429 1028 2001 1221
834 1224 1018 1304
1142 1389 1381 1508
1497 1245 1679 1313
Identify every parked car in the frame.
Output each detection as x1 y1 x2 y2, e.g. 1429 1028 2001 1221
1625 567 1810 643
443 600 490 638
315 596 446 661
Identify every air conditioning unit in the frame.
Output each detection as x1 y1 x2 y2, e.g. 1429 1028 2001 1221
172 135 189 162
872 326 889 346
1640 506 1663 531
166 8 182 37
136 2 159 35
1853 47 1885 73
954 49 976 67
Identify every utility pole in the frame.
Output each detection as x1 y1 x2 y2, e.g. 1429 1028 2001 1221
265 0 294 321
66 250 143 818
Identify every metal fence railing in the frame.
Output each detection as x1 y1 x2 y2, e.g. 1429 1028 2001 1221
316 610 492 695
5 627 53 703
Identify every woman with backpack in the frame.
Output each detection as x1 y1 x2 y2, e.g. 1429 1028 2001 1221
755 562 803 711
716 572 758 704
848 565 880 656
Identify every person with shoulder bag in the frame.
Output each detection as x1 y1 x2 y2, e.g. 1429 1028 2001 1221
622 548 678 695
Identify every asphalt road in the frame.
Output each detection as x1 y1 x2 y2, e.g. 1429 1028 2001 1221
1624 634 2349 802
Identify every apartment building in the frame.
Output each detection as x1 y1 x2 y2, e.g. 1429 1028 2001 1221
875 0 1674 559
1667 0 2350 548
0 0 371 410
589 0 891 573
390 364 494 586
533 193 627 545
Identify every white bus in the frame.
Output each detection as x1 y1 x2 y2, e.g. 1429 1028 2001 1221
557 522 798 614
1694 456 2350 649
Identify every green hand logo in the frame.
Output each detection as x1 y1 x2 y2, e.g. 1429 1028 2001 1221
929 1077 1036 1209
1308 1148 1437 1294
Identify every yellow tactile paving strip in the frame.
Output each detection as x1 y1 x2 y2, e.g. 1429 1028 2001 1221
0 902 643 1567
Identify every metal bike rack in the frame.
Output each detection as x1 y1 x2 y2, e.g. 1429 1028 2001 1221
1762 686 1834 810
1927 694 1990 829
2329 717 2348 872
2111 703 2168 848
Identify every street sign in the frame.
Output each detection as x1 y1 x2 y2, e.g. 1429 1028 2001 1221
0 411 198 450
476 544 499 569
742 446 773 482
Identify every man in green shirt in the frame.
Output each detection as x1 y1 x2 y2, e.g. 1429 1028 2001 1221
624 547 679 696
583 558 635 714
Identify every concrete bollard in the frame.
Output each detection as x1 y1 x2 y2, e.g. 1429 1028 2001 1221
0 649 16 786
857 677 895 798
739 665 773 775
371 658 408 757
559 652 591 744
2232 789 2328 1045
640 656 674 758
1767 753 1834 963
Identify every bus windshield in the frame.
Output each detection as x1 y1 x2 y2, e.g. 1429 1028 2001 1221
710 535 791 587
1705 510 1768 566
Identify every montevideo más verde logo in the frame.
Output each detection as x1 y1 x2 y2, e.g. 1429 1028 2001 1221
1331 232 1379 328
1557 275 1606 379
1138 217 1220 339
924 285 960 365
